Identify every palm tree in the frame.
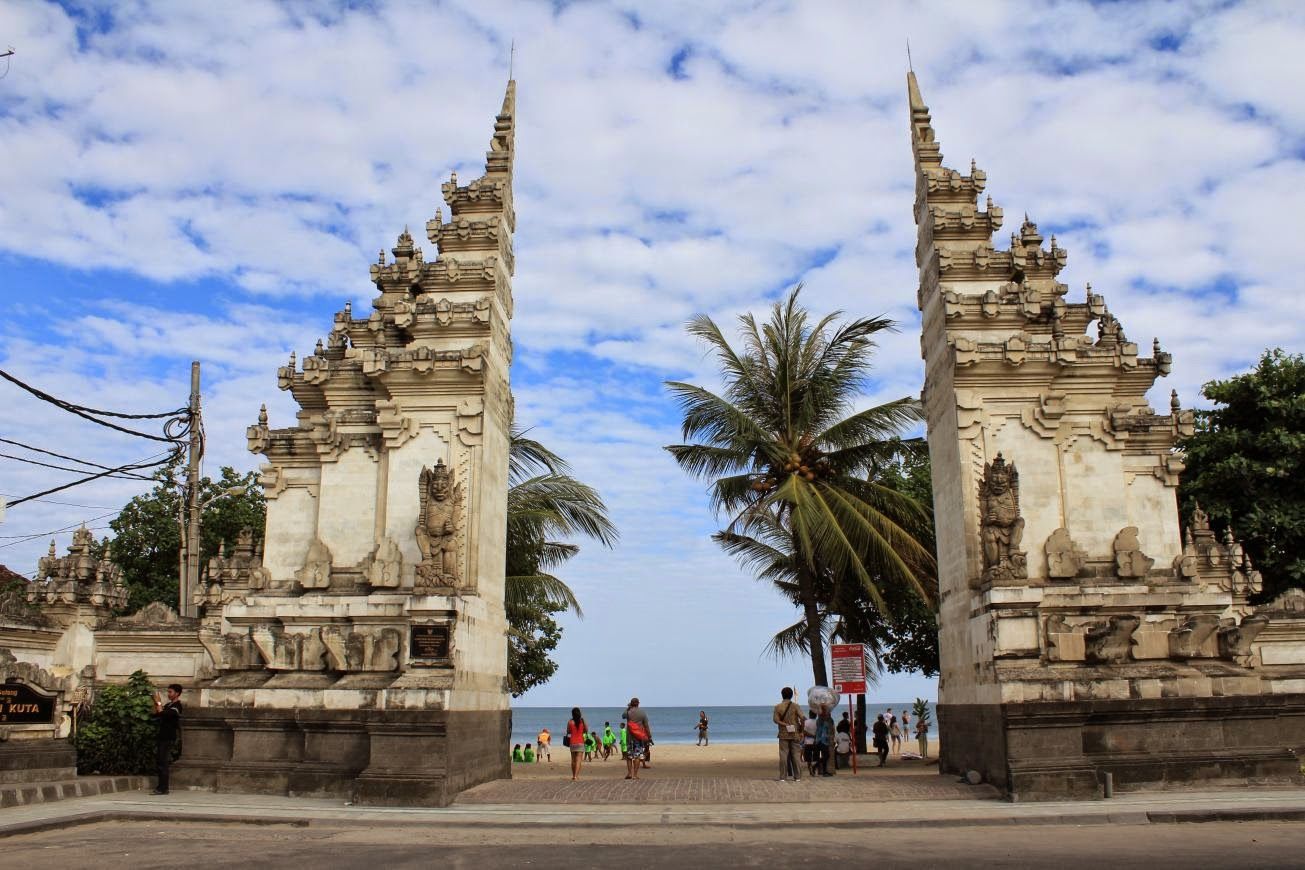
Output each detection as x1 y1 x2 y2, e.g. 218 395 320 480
504 429 617 695
665 286 934 686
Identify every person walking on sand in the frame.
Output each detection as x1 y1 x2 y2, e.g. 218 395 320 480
623 697 653 780
565 707 588 781
537 727 552 762
889 713 902 756
695 710 710 746
872 714 890 767
773 687 803 782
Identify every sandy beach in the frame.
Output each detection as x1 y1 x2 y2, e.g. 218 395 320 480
509 740 938 781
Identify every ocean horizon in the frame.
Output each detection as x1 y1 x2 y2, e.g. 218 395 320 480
509 703 939 748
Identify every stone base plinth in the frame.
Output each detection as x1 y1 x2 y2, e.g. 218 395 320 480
0 739 77 783
940 694 1305 801
172 706 509 806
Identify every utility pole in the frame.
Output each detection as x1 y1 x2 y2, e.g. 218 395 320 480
182 361 202 617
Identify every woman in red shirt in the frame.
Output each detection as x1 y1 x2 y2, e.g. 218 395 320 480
566 707 588 781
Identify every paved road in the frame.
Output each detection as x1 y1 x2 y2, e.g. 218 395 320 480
1 819 1300 869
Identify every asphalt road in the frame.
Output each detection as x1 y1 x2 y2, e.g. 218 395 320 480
0 819 1300 869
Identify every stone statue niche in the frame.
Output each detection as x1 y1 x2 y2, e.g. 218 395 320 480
415 459 463 590
980 453 1027 586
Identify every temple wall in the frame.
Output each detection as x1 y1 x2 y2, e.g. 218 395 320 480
317 450 378 567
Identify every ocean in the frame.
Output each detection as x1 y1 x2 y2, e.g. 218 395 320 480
509 703 938 748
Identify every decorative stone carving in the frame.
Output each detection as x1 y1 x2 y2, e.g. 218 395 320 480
321 626 402 672
1045 615 1086 662
1113 527 1155 579
375 400 420 448
28 528 128 611
1044 528 1085 579
364 537 404 589
415 460 462 589
251 624 328 671
199 627 264 670
1095 308 1124 347
296 539 333 591
979 454 1026 586
114 601 183 626
457 397 484 446
1168 614 1219 659
1218 614 1268 665
1084 614 1140 664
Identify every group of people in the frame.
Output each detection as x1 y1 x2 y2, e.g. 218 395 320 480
512 697 655 782
775 689 929 779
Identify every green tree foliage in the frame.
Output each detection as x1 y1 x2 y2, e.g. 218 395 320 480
73 670 159 775
1180 348 1305 599
507 600 565 696
666 287 935 686
505 430 617 696
109 464 265 612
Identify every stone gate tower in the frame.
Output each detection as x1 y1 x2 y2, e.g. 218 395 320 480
178 82 518 806
908 73 1305 799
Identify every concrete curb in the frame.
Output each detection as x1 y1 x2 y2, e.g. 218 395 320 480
1 805 1302 838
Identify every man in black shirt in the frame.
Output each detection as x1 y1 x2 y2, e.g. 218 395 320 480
151 684 183 795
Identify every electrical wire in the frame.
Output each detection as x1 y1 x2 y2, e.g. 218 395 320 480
0 450 156 480
0 436 152 476
5 449 182 508
0 368 190 443
0 511 121 549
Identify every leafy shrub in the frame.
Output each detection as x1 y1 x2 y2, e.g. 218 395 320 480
73 670 158 775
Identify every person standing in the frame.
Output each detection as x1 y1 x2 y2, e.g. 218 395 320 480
695 710 710 746
151 684 183 795
537 727 552 763
565 707 588 781
602 722 617 760
815 707 835 776
623 697 653 780
834 727 852 769
773 687 803 782
872 714 890 767
889 714 902 756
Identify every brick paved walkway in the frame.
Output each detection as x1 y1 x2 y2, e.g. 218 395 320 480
457 773 999 805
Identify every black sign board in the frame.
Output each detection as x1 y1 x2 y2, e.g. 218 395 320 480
409 624 451 661
0 681 56 724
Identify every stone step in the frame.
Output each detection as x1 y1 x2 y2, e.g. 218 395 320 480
0 775 149 809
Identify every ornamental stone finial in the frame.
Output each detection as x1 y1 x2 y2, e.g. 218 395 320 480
1171 390 1180 413
258 404 268 426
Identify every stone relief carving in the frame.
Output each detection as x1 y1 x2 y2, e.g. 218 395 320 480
1044 528 1085 579
29 528 127 611
1113 527 1155 579
1217 614 1268 666
252 624 328 671
375 400 420 448
296 539 333 591
364 537 404 589
199 627 264 671
415 460 463 590
1167 614 1219 659
321 626 402 672
457 397 484 446
1084 614 1140 664
979 453 1026 586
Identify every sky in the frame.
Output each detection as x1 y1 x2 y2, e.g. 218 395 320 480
1 0 1304 708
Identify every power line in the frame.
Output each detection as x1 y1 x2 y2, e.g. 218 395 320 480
0 512 120 550
5 450 181 508
0 435 152 476
0 494 112 509
0 450 156 480
0 368 189 443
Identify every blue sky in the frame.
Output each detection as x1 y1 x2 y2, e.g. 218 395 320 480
2 0 1304 707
